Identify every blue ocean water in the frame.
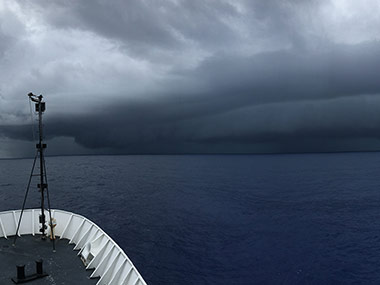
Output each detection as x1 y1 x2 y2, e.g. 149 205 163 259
1 153 380 284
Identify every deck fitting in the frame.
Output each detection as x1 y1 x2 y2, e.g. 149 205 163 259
11 260 48 284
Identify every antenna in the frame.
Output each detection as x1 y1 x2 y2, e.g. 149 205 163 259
13 93 55 251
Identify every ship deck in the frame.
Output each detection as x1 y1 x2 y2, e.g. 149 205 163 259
0 209 146 285
0 235 98 284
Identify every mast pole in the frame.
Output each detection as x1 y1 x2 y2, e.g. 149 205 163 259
28 93 47 238
14 93 55 249
37 95 46 238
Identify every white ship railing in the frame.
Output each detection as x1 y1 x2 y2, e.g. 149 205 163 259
0 209 147 285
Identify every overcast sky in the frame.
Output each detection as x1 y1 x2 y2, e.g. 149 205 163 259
1 0 380 158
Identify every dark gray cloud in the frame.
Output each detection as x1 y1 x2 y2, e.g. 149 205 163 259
22 0 241 58
3 40 380 154
1 0 380 157
48 93 380 153
2 91 380 155
187 41 380 104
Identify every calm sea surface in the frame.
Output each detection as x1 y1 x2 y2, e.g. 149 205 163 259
1 153 380 284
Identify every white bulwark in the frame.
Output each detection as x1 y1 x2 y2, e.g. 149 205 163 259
0 209 147 285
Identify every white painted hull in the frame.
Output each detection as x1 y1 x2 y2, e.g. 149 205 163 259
0 209 147 285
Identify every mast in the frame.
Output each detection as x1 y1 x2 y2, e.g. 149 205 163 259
14 93 55 250
28 93 47 237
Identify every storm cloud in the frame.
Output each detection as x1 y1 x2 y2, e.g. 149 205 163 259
1 0 380 157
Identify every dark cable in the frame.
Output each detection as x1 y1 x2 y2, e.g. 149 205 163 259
13 152 38 246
